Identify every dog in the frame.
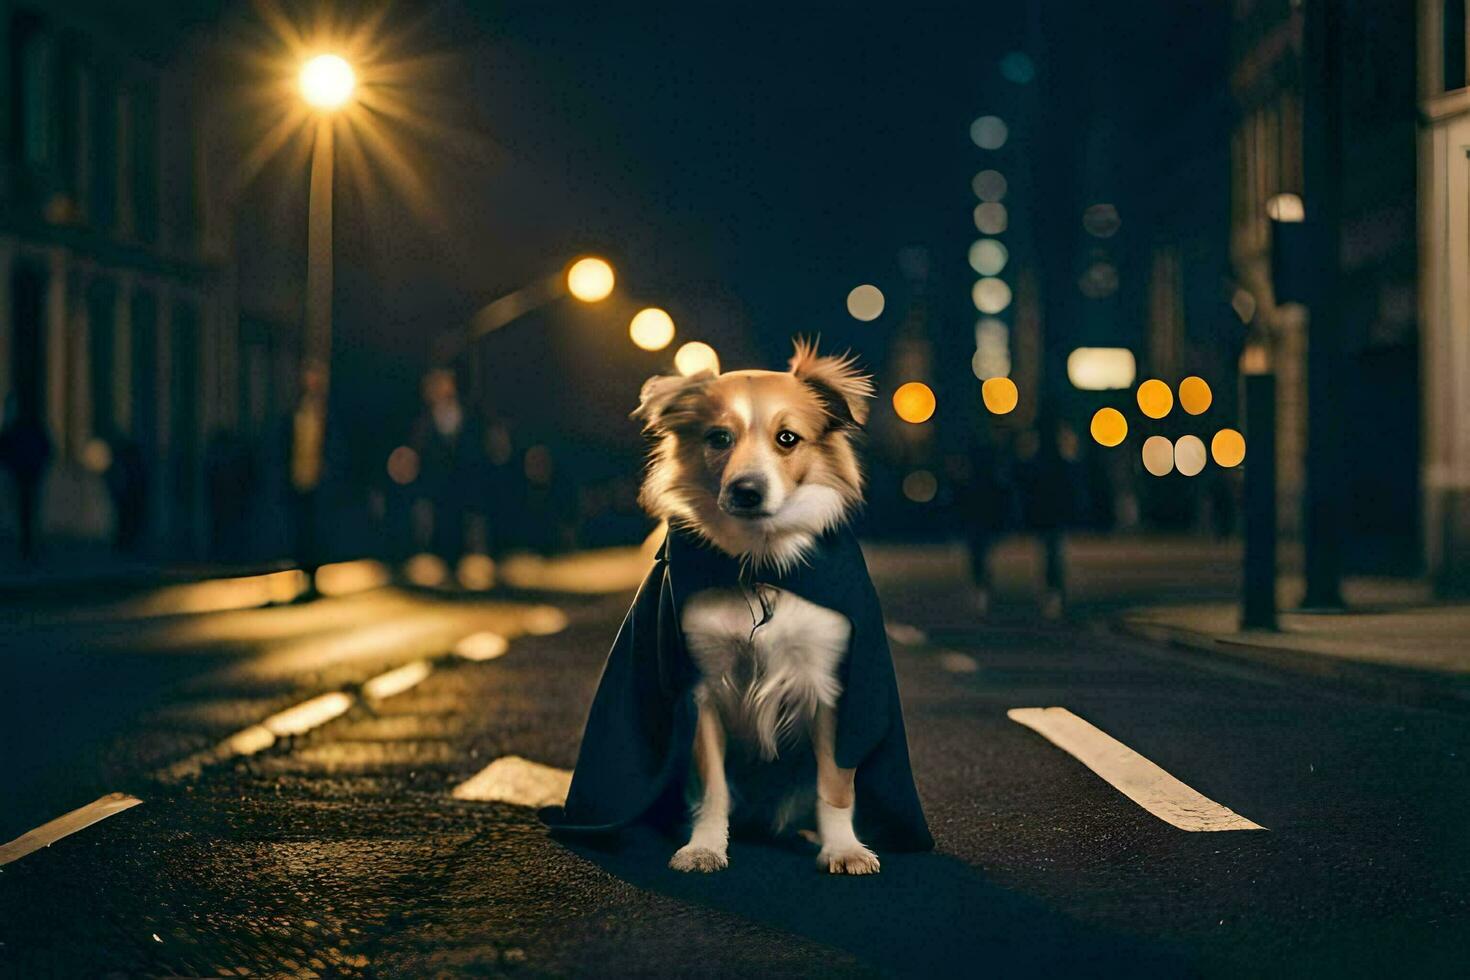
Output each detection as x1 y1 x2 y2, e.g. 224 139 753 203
632 339 886 875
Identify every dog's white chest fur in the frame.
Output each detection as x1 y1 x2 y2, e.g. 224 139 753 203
681 586 850 759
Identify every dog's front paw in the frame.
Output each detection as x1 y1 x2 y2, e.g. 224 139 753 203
669 844 729 873
818 843 880 875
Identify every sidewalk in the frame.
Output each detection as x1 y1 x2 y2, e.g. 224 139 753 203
1120 578 1470 712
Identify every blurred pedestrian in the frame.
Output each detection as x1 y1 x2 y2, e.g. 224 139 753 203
0 396 53 563
104 433 149 555
411 368 483 566
286 361 329 579
205 430 256 561
1019 414 1086 619
958 432 1018 617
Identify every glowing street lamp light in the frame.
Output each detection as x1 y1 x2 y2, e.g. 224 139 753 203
566 257 616 303
299 54 357 111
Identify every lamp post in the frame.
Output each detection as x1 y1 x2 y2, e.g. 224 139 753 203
285 54 355 584
298 53 357 388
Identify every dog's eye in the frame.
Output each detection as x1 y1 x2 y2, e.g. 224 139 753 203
704 429 733 450
775 429 801 449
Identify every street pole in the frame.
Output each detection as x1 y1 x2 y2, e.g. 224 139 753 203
305 116 335 383
1242 371 1278 630
1299 0 1345 610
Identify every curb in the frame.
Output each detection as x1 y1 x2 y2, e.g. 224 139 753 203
1116 617 1470 715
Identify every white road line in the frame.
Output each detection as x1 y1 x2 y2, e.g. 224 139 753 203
452 756 572 808
362 660 432 700
262 692 354 736
1007 707 1266 832
0 793 143 866
453 631 509 661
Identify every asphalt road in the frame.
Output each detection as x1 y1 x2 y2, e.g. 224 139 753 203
1 541 1467 977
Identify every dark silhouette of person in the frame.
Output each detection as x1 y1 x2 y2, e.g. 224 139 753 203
205 430 256 561
0 398 53 563
958 432 1019 616
286 361 330 580
1019 414 1086 619
411 368 483 566
103 433 149 555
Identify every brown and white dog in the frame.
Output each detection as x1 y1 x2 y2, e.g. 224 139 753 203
633 339 881 874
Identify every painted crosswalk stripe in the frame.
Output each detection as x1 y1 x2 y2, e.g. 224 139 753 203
362 660 433 700
452 756 572 808
0 793 143 866
1007 707 1266 832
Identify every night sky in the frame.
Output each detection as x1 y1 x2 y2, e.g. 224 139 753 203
209 1 1225 472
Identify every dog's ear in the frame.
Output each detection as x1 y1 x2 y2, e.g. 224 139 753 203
632 371 712 433
789 337 873 428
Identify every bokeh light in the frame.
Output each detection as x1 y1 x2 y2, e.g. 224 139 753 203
902 470 938 503
1082 203 1121 238
972 277 1012 314
1175 435 1207 477
674 341 720 376
1179 376 1213 415
386 445 419 485
968 239 1008 276
81 438 113 474
1142 435 1175 477
1090 407 1128 447
1266 192 1305 223
1067 347 1136 390
1136 379 1174 419
456 553 496 591
1212 428 1247 467
970 115 1008 150
629 307 675 351
981 377 1018 415
973 201 1008 235
971 169 1008 201
405 552 449 587
846 283 885 321
566 257 615 302
893 382 937 424
299 53 356 110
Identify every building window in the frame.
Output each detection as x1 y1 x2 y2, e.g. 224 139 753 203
11 13 57 171
1448 0 1468 93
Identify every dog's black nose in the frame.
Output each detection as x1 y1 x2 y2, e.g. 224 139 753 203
726 476 766 511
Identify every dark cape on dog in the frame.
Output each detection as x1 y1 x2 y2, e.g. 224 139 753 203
542 525 933 852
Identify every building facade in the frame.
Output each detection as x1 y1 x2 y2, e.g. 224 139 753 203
0 1 242 558
1418 0 1470 594
1229 0 1421 572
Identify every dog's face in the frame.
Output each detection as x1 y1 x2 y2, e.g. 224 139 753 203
634 341 873 569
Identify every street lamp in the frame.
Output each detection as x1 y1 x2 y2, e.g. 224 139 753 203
288 52 356 586
299 54 356 110
299 53 356 378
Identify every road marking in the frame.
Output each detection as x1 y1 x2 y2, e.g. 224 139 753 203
452 756 572 807
160 691 355 780
362 660 432 700
522 606 569 636
0 793 143 866
886 622 928 646
1007 707 1266 832
453 631 509 661
937 650 980 673
262 692 354 736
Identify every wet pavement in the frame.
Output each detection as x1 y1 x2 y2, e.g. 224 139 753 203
2 542 1468 976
